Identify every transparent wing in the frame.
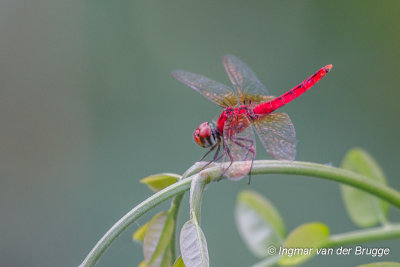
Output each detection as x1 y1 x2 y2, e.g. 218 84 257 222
222 114 256 181
252 112 296 160
211 113 220 126
222 54 269 104
172 70 238 108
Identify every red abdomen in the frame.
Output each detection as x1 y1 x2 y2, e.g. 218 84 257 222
253 64 332 115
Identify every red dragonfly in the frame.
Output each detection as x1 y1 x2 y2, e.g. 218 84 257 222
172 55 332 181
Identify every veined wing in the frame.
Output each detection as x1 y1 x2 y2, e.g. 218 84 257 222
222 54 269 104
222 113 256 181
252 112 296 160
172 70 238 108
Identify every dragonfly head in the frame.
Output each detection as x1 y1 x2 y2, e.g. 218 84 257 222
193 122 218 148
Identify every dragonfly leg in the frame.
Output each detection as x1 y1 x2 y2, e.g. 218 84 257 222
200 143 221 170
233 136 254 145
222 145 234 176
231 136 255 158
231 136 256 184
248 157 254 185
215 150 224 162
199 143 217 161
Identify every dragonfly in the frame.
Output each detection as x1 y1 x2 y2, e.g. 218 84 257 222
172 55 332 181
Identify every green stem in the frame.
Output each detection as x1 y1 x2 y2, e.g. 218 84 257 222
190 173 210 223
169 164 204 259
80 160 400 267
327 223 400 246
251 223 400 267
251 160 400 207
169 193 184 260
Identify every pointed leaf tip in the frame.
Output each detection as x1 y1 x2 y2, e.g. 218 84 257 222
133 222 149 242
140 173 180 192
173 256 185 267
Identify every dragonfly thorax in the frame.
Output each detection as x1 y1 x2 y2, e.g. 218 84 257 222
216 105 257 134
193 122 220 148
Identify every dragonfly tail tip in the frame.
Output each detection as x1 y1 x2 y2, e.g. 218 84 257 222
325 64 333 72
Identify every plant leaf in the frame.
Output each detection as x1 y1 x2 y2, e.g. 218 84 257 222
138 260 146 267
140 173 180 192
340 148 388 227
279 222 330 266
358 262 400 267
159 242 173 267
180 217 209 267
235 190 286 258
133 222 149 242
173 256 185 267
143 211 175 266
144 242 173 267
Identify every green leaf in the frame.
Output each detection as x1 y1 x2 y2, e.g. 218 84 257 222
180 215 209 267
133 222 149 242
173 256 185 267
235 190 286 258
143 242 173 267
159 242 173 267
340 148 388 227
143 210 175 266
358 262 400 267
140 173 180 192
279 222 330 266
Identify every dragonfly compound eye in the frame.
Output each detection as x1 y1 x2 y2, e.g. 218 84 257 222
193 122 216 148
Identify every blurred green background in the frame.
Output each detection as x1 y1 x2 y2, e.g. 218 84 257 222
1 1 400 266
